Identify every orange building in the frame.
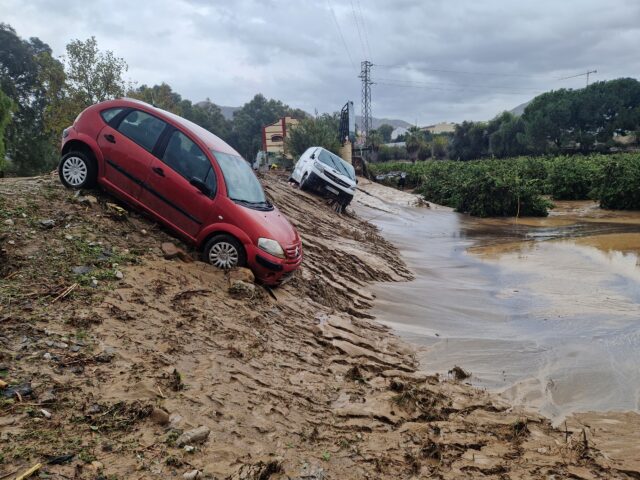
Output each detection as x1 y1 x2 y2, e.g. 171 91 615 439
262 116 299 158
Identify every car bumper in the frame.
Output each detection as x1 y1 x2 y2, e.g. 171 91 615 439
306 171 355 204
246 244 303 286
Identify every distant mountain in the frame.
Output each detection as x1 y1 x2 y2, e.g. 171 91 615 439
357 115 412 130
509 100 531 117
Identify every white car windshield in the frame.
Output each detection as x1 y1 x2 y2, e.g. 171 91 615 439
213 151 272 209
317 149 356 180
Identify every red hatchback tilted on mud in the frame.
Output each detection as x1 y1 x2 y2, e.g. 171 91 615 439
58 98 302 285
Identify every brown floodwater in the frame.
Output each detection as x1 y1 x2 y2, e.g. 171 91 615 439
361 198 640 421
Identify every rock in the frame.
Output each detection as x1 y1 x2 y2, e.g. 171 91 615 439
39 219 56 229
8 240 15 245
70 345 81 353
91 278 99 287
161 242 193 262
43 352 52 361
141 229 148 236
229 267 255 284
183 470 202 480
3 219 14 226
2 382 33 399
72 265 93 275
175 426 210 446
39 390 56 404
0 380 7 389
53 342 68 349
86 404 102 414
91 461 104 471
184 445 195 453
150 407 170 426
64 234 74 240
95 348 115 363
229 280 255 296
114 270 124 280
77 195 98 206
40 408 52 419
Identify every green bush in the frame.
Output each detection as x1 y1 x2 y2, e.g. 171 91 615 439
545 155 603 200
596 154 640 209
369 153 640 216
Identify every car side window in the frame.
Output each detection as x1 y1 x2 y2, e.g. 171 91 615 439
162 130 212 184
116 110 166 152
100 108 124 123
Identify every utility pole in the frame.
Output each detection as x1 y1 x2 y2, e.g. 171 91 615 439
585 69 597 87
359 60 373 146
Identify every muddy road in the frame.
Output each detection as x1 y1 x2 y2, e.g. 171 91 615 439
359 186 640 421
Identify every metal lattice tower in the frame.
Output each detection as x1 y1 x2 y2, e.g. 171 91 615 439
359 60 373 144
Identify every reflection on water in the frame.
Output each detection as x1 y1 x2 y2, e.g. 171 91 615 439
364 201 640 421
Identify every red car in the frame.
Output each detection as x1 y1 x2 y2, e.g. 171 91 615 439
58 98 302 285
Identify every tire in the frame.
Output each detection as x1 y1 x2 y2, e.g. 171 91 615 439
202 234 247 270
299 173 309 191
58 151 97 189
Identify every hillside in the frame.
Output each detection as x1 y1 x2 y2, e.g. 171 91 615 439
1 173 637 479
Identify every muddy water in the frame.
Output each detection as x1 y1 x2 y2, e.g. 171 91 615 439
363 199 640 421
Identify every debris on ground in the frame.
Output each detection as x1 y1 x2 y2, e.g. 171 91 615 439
0 172 636 479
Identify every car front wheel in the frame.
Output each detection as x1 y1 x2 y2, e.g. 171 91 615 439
203 234 247 269
58 151 97 189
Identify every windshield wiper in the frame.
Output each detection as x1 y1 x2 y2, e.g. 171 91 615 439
230 198 273 209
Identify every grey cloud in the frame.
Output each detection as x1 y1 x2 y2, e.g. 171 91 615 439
1 0 639 124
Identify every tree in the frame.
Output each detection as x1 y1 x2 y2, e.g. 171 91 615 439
230 94 306 160
0 23 63 174
285 113 340 159
405 126 425 162
0 88 13 173
377 123 394 143
431 135 449 159
64 37 128 106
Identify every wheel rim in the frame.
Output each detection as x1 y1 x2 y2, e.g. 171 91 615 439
208 241 239 269
62 156 88 186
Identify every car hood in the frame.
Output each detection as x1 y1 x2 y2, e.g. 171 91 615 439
242 204 299 246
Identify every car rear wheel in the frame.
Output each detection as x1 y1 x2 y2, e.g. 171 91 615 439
203 234 247 270
59 151 97 189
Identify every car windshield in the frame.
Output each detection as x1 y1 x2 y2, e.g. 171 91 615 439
213 151 271 208
317 149 356 180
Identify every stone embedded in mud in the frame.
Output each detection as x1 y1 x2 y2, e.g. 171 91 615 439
161 242 193 262
95 347 116 363
77 195 98 206
182 470 202 480
175 425 210 446
72 265 93 275
3 219 14 226
229 267 255 284
150 407 170 426
115 270 124 280
228 280 255 296
39 219 55 229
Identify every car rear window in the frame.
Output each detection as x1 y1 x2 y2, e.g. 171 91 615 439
117 110 166 152
100 108 124 123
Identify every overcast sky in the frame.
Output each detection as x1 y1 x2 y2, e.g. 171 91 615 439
2 0 640 125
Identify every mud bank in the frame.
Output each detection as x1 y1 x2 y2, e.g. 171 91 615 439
1 173 638 478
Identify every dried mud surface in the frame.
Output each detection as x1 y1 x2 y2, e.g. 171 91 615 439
1 173 638 479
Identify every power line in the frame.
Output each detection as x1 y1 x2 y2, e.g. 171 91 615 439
557 69 597 86
374 64 532 78
356 0 372 60
326 0 356 70
350 0 368 59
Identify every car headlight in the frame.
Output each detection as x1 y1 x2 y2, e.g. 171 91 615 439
258 238 285 258
313 161 324 173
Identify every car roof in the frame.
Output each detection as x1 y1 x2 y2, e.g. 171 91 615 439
95 98 240 156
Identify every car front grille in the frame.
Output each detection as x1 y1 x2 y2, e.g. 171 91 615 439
285 243 302 260
324 170 351 189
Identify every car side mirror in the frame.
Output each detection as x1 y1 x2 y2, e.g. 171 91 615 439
190 177 211 196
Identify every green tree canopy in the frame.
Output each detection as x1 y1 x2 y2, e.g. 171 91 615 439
377 123 394 143
284 113 340 159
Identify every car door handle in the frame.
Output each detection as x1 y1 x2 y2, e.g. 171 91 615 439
152 167 165 177
104 134 116 144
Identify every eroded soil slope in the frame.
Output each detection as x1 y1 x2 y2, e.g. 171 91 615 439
0 173 636 479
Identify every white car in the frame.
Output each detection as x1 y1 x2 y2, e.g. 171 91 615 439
290 147 357 208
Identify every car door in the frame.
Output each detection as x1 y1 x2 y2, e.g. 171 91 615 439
98 109 168 201
139 128 218 240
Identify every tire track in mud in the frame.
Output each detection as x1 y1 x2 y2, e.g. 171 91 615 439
1 173 637 479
